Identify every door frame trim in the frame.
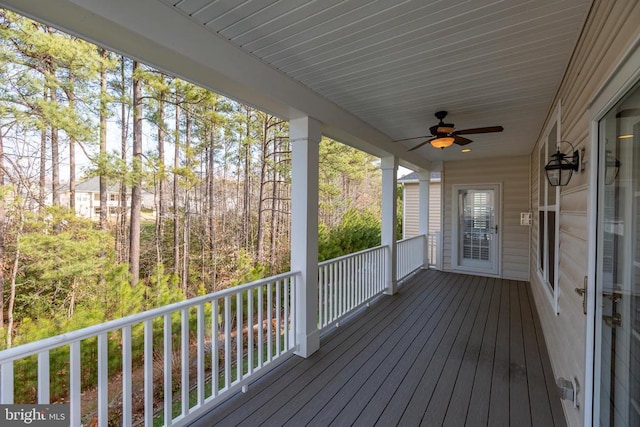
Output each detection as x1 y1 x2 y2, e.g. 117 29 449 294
451 183 502 277
586 36 640 427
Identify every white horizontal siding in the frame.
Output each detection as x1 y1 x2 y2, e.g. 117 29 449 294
402 182 441 238
429 182 441 235
443 155 530 280
529 2 640 426
403 184 419 237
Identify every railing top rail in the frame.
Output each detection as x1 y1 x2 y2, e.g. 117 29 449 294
0 270 300 363
397 234 426 244
318 244 386 267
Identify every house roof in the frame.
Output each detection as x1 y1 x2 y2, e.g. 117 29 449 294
75 176 119 193
74 176 154 195
398 171 441 183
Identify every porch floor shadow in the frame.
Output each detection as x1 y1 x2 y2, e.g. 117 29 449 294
190 269 566 427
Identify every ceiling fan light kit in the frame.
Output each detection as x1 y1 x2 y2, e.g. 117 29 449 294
431 136 455 149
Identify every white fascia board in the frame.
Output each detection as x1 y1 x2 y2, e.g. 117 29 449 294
0 0 429 171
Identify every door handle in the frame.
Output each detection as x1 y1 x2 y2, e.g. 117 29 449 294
575 276 587 315
494 225 498 234
603 291 622 302
603 313 622 328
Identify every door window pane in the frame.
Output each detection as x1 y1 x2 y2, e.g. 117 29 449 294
548 211 555 289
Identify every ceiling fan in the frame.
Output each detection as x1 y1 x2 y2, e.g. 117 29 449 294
393 111 504 151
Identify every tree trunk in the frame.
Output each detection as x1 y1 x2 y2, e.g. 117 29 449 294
99 48 108 230
50 84 60 207
68 72 76 212
270 140 278 269
118 56 129 262
173 101 181 276
256 116 268 263
6 225 21 349
155 87 165 265
243 107 251 251
129 61 143 285
208 126 216 290
39 85 47 213
181 112 191 295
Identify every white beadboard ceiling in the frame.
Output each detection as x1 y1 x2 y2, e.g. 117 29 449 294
0 0 592 165
166 0 592 162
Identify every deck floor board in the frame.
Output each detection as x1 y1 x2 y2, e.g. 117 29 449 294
190 270 567 427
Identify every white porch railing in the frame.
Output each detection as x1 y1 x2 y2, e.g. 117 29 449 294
396 235 426 280
0 271 298 427
428 231 441 269
0 237 430 425
318 246 387 331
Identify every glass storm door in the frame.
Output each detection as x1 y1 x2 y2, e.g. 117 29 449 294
454 185 500 275
596 80 640 426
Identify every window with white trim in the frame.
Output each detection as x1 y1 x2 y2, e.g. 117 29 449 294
538 119 560 305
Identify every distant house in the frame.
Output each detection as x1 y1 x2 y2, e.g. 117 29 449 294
68 177 155 220
399 171 442 269
398 171 441 237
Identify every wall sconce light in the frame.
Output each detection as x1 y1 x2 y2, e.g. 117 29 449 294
545 141 582 187
605 150 620 185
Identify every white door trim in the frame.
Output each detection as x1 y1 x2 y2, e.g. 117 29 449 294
451 183 502 277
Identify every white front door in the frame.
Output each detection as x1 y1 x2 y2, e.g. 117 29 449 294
595 80 640 427
452 184 501 276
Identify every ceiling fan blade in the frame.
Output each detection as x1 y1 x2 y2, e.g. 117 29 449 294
408 139 433 151
392 135 430 142
453 136 473 146
452 126 504 135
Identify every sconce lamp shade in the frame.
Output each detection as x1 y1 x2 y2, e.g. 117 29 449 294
545 149 580 186
430 137 455 149
605 150 621 185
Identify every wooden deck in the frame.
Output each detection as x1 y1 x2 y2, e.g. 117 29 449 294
190 270 566 426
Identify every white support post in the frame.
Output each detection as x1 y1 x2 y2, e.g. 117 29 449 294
290 116 321 358
417 171 430 268
381 156 398 295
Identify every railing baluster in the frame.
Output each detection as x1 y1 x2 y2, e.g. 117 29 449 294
324 265 328 326
366 251 371 298
144 319 154 427
212 299 219 397
163 314 172 425
236 292 243 383
318 266 323 328
248 288 254 375
224 295 231 390
37 351 49 404
350 257 355 310
329 263 334 322
257 286 263 368
291 276 297 350
122 325 132 427
70 342 80 425
276 280 282 356
181 309 189 416
267 282 273 362
197 303 205 406
283 277 289 350
98 333 108 427
1 361 13 404
337 261 342 321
